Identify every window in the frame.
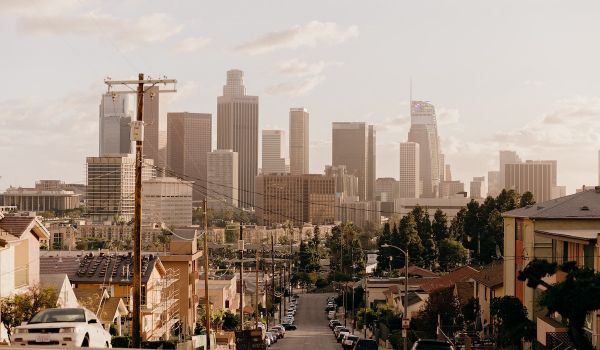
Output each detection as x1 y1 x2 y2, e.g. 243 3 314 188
141 285 147 306
584 244 594 269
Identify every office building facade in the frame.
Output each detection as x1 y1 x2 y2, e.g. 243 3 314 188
142 177 192 228
99 93 132 156
289 108 309 175
207 150 239 210
217 70 259 209
261 130 286 174
408 101 441 198
399 142 420 198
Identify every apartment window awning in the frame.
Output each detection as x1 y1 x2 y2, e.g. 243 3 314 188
535 229 599 245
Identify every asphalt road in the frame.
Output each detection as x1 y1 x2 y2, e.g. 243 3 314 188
270 293 342 350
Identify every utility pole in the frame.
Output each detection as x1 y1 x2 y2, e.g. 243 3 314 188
271 234 275 324
104 74 176 348
203 199 211 349
263 245 269 330
239 224 244 330
255 249 259 329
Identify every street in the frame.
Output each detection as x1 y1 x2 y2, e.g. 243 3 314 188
271 293 342 350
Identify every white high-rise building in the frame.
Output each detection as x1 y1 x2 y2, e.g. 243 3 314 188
207 150 239 210
142 177 192 228
99 93 132 156
217 70 258 209
261 130 286 174
399 142 420 198
289 108 309 175
408 101 441 198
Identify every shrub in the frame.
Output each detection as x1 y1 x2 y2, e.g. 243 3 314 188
111 336 131 348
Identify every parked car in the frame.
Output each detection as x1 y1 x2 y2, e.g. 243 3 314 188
343 334 360 349
337 331 350 343
329 319 341 329
11 307 112 348
334 326 349 338
282 323 297 331
354 339 379 350
272 325 286 338
411 340 455 350
327 310 336 319
333 325 345 336
265 332 276 345
270 328 282 339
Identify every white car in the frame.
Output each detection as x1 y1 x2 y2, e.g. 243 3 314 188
11 307 112 348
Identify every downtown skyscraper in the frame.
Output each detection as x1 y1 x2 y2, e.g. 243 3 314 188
399 142 420 198
261 130 286 174
217 70 259 209
99 93 131 156
167 112 212 204
332 122 376 201
289 108 309 175
408 101 441 198
143 86 162 168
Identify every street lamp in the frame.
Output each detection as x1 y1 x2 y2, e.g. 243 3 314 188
381 243 409 350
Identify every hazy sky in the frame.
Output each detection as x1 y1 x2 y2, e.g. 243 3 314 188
2 0 600 194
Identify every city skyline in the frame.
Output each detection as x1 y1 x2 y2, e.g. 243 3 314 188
3 1 600 194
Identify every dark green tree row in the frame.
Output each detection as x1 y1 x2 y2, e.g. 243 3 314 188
326 222 366 280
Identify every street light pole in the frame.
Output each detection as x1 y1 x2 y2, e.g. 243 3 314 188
382 244 409 350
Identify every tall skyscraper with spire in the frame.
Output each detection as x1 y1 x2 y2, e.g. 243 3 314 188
408 101 441 198
217 69 259 208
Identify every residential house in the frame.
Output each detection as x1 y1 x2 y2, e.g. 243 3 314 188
420 266 479 294
503 189 600 349
159 228 203 336
74 288 127 336
40 273 78 308
0 213 50 344
383 285 427 319
197 275 239 313
470 261 503 334
42 252 177 341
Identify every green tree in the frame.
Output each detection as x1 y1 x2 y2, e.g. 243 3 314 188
326 223 365 276
438 239 468 271
221 310 240 331
0 285 58 337
496 189 520 212
432 209 449 242
413 286 462 338
422 237 438 270
518 259 600 350
391 213 423 267
519 191 536 207
376 223 392 275
490 296 536 349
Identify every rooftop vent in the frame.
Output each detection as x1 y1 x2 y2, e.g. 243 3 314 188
581 206 590 211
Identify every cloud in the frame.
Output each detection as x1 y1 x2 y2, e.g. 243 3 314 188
0 0 78 16
437 108 460 125
276 59 341 77
174 36 211 53
377 115 409 132
235 21 359 54
16 12 183 50
523 80 545 88
266 76 325 96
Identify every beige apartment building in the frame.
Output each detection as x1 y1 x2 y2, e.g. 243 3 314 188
289 108 309 175
142 177 193 228
167 112 212 203
255 174 335 226
217 69 259 209
207 149 239 210
399 142 420 198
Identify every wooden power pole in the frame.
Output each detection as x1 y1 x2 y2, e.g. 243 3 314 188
104 74 176 348
203 199 211 348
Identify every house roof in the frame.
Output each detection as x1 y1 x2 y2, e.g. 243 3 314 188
40 256 82 276
0 215 49 240
98 297 127 323
503 189 600 219
471 262 504 288
48 252 161 285
171 228 197 242
535 229 599 244
74 288 108 312
405 266 439 278
454 281 474 306
40 274 68 291
420 266 479 293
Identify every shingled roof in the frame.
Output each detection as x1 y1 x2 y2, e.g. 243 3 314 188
503 189 600 219
43 252 162 284
420 266 479 293
471 261 503 288
0 215 49 240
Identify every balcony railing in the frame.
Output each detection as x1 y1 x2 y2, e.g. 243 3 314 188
547 332 574 350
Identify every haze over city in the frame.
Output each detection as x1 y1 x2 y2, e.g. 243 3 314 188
3 0 600 193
